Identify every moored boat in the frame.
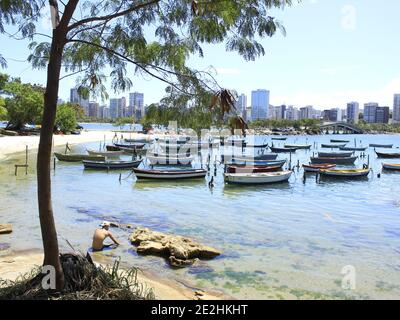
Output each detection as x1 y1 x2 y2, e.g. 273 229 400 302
225 159 287 167
226 165 283 173
83 159 142 170
339 146 367 151
234 153 278 161
317 151 354 158
87 149 124 157
319 168 370 178
284 144 312 150
369 143 393 148
54 152 105 162
114 143 145 149
146 154 195 165
271 137 287 141
303 164 336 172
375 150 400 158
224 171 292 185
321 143 347 149
310 156 357 165
133 168 207 180
270 146 297 153
382 163 400 170
106 145 121 151
330 139 350 143
244 143 269 148
124 138 150 143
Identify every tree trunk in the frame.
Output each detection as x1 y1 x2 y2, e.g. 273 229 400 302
37 27 65 291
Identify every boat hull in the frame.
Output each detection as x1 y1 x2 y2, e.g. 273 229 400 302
270 147 297 153
382 163 400 170
226 159 286 167
83 160 142 169
284 144 312 150
147 155 194 166
318 151 354 158
303 164 336 172
339 146 367 151
375 151 400 158
224 171 292 185
133 168 207 179
321 144 347 149
54 153 105 162
310 156 357 165
369 144 393 148
87 149 124 157
226 165 282 173
319 169 370 178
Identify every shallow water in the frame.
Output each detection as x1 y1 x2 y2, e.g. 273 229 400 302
1 134 400 299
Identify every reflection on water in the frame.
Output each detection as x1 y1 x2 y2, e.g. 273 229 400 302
1 134 400 299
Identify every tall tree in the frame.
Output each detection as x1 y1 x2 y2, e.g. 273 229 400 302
1 0 292 291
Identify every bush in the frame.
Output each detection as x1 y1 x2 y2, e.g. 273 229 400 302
56 104 78 133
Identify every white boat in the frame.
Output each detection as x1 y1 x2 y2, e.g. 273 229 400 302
87 149 124 157
224 171 292 185
133 168 207 180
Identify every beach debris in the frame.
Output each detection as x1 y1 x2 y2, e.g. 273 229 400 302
129 227 221 268
0 224 12 235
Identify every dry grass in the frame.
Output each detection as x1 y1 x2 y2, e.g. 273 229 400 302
0 253 155 300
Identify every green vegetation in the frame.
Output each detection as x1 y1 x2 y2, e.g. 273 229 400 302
249 119 322 131
0 97 6 120
0 74 82 132
0 74 44 129
55 103 78 133
357 122 400 133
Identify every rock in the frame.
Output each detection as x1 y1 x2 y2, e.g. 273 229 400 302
137 241 169 256
0 224 12 235
129 227 221 268
169 256 198 268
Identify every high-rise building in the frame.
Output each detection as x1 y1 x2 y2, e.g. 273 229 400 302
235 94 247 120
364 102 378 123
284 106 299 120
375 106 390 124
346 102 360 124
109 98 125 119
324 108 342 122
299 106 314 119
88 102 99 118
393 94 400 123
70 88 89 116
129 92 144 119
250 89 269 121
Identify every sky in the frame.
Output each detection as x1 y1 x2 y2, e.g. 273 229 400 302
1 0 400 110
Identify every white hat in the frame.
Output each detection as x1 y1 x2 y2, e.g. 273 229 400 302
100 221 111 228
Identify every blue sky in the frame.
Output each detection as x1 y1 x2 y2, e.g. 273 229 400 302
1 0 400 109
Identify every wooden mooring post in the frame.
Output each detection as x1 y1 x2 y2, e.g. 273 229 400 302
15 145 29 176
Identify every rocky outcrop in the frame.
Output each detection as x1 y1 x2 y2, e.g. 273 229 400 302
0 224 12 235
129 227 221 268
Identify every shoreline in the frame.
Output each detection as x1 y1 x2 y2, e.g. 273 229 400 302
0 249 227 300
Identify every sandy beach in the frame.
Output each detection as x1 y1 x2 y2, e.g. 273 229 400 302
0 130 120 161
0 250 224 300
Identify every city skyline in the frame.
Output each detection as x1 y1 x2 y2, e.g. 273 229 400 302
1 1 400 109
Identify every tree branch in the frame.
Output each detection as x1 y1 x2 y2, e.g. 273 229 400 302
67 0 161 31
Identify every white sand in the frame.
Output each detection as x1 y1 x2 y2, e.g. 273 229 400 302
0 130 145 161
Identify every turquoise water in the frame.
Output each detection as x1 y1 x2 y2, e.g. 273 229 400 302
0 134 400 299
